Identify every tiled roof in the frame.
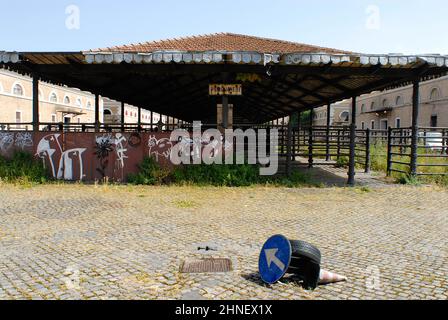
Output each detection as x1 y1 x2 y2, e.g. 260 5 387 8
93 33 351 54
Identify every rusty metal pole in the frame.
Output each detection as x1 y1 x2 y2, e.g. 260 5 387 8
94 93 100 132
410 80 420 177
150 111 154 131
365 128 371 173
326 102 331 161
32 74 39 132
222 96 229 130
138 107 142 132
121 102 125 132
297 111 302 155
286 115 293 177
387 127 393 176
308 108 314 168
348 96 357 186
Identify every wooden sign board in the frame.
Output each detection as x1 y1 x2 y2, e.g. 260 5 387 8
209 84 242 96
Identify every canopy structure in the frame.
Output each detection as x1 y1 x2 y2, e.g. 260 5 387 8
1 33 447 124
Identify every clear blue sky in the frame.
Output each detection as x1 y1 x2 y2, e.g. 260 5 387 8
1 0 447 54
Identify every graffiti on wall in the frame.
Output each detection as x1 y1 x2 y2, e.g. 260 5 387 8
36 134 86 181
0 131 235 182
94 134 115 179
114 133 128 169
0 132 34 154
0 133 14 153
148 135 173 161
94 133 132 179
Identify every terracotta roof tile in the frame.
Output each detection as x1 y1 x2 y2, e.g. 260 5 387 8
93 33 351 54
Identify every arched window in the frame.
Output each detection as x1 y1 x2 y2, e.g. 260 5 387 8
430 88 440 101
12 83 24 96
382 99 388 108
75 98 82 108
104 109 112 115
370 101 376 111
49 92 58 103
86 101 92 109
340 111 350 122
63 96 71 105
361 104 366 113
395 96 403 106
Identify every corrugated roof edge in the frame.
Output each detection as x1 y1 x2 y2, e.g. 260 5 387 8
2 51 448 68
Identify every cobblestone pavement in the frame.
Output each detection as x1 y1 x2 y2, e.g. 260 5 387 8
0 184 447 300
291 156 390 188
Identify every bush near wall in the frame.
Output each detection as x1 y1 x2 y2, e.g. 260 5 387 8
0 152 49 183
128 156 316 187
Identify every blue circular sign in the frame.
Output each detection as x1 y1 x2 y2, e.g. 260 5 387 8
259 235 292 284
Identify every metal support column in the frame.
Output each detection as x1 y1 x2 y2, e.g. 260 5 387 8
308 125 314 168
32 74 39 132
410 80 420 177
138 107 142 132
222 96 229 130
325 102 331 161
121 102 125 132
365 128 371 173
297 112 302 155
387 127 393 176
286 116 293 177
150 111 154 131
348 96 357 186
94 94 100 132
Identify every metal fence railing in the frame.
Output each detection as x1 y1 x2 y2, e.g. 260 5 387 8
387 127 448 177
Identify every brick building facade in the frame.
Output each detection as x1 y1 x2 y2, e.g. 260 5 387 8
0 69 103 130
313 75 448 129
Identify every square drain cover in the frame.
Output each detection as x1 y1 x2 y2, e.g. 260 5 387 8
180 258 233 273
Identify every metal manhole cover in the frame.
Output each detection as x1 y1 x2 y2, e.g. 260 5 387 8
180 258 233 274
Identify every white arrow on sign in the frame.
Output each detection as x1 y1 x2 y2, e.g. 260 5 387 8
265 248 286 271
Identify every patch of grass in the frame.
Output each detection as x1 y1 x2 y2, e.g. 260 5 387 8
0 152 50 184
172 163 260 187
173 200 198 209
335 156 349 168
396 175 422 186
355 186 372 193
267 170 316 188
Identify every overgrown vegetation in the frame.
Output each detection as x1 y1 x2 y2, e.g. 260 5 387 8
0 152 50 184
128 156 316 187
369 143 448 186
127 156 171 185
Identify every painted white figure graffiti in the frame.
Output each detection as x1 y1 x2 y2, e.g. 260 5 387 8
148 136 173 161
114 133 128 169
0 133 14 153
15 132 34 150
36 134 86 181
57 148 86 180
